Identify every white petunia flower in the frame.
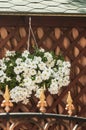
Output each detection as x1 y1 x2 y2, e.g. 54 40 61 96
6 77 11 81
30 69 36 76
30 61 37 69
10 86 30 104
63 68 70 76
14 66 23 75
0 70 5 76
39 48 45 52
46 60 55 68
41 69 50 80
5 50 15 57
16 75 21 82
22 98 29 104
5 57 10 61
23 70 31 78
35 76 42 83
48 79 60 94
38 62 46 70
23 77 32 87
0 63 6 71
63 61 71 68
22 50 30 58
25 58 32 64
56 59 63 66
34 56 42 64
44 52 53 62
15 58 22 65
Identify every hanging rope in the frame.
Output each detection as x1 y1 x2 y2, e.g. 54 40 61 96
27 17 31 51
27 17 38 51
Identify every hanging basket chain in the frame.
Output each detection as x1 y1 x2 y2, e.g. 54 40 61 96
27 17 38 51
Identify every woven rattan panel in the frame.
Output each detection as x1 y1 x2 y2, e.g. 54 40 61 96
0 16 86 130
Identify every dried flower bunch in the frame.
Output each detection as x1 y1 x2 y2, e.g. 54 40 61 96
0 48 71 104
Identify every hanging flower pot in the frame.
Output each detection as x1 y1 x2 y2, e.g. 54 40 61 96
0 47 71 106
